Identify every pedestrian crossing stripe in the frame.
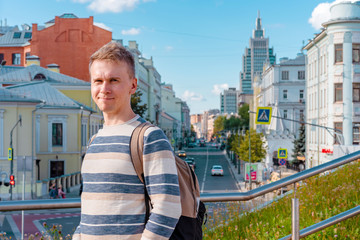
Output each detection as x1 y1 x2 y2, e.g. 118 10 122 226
278 148 287 159
255 107 272 125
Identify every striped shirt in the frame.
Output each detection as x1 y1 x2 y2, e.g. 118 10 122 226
73 116 181 240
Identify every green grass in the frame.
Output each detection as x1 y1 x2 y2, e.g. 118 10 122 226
203 160 360 240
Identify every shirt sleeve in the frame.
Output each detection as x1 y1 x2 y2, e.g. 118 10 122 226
72 225 81 240
141 126 181 240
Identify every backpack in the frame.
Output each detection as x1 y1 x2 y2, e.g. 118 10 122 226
130 122 207 240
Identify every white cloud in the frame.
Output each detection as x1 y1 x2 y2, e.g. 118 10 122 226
309 0 359 30
73 0 155 13
89 0 140 13
212 83 229 95
94 22 112 31
165 46 174 52
181 90 205 101
121 28 141 35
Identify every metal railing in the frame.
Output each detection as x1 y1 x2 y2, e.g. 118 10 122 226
1 150 360 240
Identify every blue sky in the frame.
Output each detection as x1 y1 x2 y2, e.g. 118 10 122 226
0 0 341 114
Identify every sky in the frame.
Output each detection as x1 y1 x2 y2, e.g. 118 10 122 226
0 0 349 114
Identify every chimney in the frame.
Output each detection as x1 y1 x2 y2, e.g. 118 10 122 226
26 55 40 66
47 63 60 73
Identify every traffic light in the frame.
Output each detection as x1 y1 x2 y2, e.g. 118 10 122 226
10 175 15 186
3 177 10 187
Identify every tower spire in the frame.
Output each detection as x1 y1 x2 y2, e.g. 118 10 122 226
253 11 264 38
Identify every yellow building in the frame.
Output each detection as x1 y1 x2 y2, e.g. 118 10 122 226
0 64 101 199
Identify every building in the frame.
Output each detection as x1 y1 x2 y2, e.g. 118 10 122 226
304 1 360 167
0 13 112 81
255 54 306 168
201 109 220 141
0 63 97 199
239 11 276 104
220 87 240 114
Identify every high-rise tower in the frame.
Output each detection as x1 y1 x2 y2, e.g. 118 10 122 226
239 11 276 99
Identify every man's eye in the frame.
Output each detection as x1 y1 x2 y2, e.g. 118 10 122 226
110 79 118 82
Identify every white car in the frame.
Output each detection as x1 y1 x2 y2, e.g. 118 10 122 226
211 165 224 176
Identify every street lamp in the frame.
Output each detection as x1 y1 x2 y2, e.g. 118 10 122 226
9 115 22 200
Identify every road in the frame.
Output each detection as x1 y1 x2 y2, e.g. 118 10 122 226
0 144 241 239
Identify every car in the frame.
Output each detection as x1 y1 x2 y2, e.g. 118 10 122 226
185 157 196 169
188 142 197 148
211 165 224 176
178 150 186 158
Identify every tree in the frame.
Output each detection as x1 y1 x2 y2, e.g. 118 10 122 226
131 90 147 118
213 116 225 136
232 129 266 163
238 103 249 128
291 123 306 162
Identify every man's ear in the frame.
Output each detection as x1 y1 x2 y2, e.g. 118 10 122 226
130 78 138 94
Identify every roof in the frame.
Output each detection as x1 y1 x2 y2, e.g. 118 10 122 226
45 13 79 24
6 81 93 110
0 64 90 86
0 86 41 103
279 54 305 66
0 25 19 35
0 29 32 47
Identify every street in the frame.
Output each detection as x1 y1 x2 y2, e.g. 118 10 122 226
0 144 242 239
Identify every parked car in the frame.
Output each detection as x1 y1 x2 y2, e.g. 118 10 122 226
211 165 224 176
185 157 196 170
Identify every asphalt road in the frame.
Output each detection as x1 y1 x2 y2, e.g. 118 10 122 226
1 144 240 239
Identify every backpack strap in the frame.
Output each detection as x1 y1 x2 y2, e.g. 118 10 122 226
130 122 154 183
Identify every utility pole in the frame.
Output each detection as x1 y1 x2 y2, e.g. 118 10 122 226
249 128 252 190
9 115 22 200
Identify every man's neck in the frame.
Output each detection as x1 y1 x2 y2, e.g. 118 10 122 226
103 111 137 126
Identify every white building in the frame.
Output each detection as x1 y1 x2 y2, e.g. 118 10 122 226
257 54 306 167
304 1 360 167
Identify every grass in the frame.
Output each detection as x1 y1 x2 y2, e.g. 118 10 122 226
203 160 360 240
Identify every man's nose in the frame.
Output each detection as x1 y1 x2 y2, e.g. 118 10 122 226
100 81 111 93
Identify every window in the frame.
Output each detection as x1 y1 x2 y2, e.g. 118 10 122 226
13 32 21 38
335 44 343 63
298 71 305 80
300 90 304 100
300 110 304 120
283 110 288 119
353 83 360 102
283 89 288 99
0 53 3 62
334 122 342 144
353 123 360 145
52 123 63 146
281 71 289 80
24 32 32 39
12 53 21 65
353 44 360 63
335 83 343 102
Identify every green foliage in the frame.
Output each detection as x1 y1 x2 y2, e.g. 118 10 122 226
292 123 306 162
231 129 266 163
213 116 225 136
238 103 250 128
131 90 147 118
203 160 360 239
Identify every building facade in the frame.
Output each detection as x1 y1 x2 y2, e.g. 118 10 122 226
239 12 276 102
256 54 306 168
304 1 360 167
220 87 240 114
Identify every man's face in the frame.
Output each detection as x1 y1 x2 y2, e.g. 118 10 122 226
90 60 137 118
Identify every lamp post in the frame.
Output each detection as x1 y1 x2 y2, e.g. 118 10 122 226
9 115 22 200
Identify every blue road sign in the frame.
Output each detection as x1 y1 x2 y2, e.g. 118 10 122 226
256 107 272 125
279 159 286 166
278 148 287 159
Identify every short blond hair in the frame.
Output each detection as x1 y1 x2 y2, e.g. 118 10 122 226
89 42 135 78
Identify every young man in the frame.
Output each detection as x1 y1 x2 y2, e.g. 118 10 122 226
73 42 181 239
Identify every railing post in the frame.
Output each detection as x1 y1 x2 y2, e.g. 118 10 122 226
292 183 300 240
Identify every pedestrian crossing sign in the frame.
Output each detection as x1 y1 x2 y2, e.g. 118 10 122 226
278 148 287 159
255 107 272 125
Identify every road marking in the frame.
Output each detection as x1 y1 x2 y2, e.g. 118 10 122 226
200 146 209 193
6 215 21 240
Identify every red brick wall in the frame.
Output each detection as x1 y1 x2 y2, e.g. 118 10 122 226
30 16 112 81
0 46 30 66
